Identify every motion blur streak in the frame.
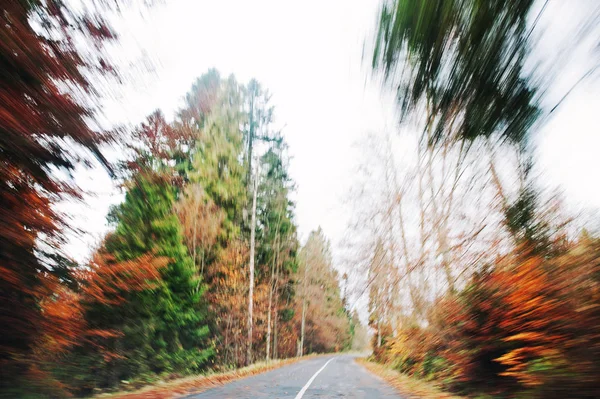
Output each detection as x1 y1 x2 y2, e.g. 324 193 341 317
0 1 118 396
359 0 600 398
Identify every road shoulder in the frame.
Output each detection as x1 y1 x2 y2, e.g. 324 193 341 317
355 358 464 399
95 357 313 399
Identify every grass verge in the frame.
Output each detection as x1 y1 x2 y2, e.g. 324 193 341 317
355 358 464 399
95 356 315 399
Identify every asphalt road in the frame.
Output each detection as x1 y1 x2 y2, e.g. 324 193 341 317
186 354 402 398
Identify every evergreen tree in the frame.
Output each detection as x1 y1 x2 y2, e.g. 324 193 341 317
87 170 212 383
256 140 299 360
243 79 276 185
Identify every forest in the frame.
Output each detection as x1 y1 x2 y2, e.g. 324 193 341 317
0 2 358 396
1 0 599 398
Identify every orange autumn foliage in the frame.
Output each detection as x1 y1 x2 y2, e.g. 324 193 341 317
205 240 249 366
377 238 600 398
79 251 168 307
27 251 169 396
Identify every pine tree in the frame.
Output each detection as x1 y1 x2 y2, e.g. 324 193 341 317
256 141 298 360
93 171 213 381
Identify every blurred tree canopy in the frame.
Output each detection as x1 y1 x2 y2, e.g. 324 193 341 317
372 0 541 147
0 1 118 394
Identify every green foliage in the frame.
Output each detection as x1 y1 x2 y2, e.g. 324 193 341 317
83 171 213 390
11 67 339 396
372 0 540 147
504 185 562 257
298 229 352 353
256 141 298 279
175 71 250 366
173 70 304 364
181 71 247 244
243 79 276 185
279 308 295 322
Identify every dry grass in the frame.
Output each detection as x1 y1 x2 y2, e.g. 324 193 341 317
95 356 314 399
356 358 464 399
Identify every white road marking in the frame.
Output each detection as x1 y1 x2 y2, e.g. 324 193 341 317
294 357 336 399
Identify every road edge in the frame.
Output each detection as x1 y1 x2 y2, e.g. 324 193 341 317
355 358 464 399
95 356 317 399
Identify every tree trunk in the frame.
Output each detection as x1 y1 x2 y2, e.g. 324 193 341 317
300 254 309 356
192 211 198 269
273 302 278 359
266 227 281 361
300 298 306 356
193 195 201 293
266 288 272 361
272 251 281 360
224 314 231 364
247 85 255 184
247 166 258 365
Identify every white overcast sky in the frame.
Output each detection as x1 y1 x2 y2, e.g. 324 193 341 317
64 0 600 264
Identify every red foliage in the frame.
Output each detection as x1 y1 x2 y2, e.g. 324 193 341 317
79 251 167 307
0 0 117 389
25 251 168 396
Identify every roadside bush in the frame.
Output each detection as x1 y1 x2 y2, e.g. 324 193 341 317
376 238 600 398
